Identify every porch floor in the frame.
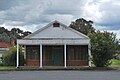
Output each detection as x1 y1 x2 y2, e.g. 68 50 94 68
18 66 90 70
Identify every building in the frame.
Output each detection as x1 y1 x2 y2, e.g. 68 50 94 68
17 21 91 68
0 40 14 62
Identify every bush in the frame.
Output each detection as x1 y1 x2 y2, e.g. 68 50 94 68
2 47 24 66
89 31 119 67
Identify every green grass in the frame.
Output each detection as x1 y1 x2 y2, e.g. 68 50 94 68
111 59 120 65
110 59 120 69
0 59 119 70
91 59 120 70
0 66 16 70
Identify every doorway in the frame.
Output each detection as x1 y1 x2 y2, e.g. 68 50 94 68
53 46 63 66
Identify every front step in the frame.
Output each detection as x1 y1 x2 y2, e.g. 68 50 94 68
18 66 89 70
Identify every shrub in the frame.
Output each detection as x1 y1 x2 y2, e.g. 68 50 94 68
2 47 24 66
89 31 119 67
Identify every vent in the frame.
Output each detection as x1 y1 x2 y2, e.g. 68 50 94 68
53 22 60 27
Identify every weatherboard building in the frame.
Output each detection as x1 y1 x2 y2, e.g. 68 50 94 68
17 21 91 68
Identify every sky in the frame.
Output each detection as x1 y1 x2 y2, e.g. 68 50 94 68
0 0 120 39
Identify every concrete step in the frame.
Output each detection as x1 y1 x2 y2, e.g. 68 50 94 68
18 66 90 70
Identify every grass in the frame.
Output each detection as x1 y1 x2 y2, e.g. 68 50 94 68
90 59 120 70
0 66 16 70
109 59 120 69
111 59 120 65
0 59 119 71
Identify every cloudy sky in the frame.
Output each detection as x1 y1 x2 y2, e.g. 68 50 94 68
0 0 120 39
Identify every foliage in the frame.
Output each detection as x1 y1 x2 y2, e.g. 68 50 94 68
69 18 95 35
0 32 11 43
2 47 24 66
0 27 32 44
0 27 10 35
70 18 119 67
10 28 31 39
88 31 119 67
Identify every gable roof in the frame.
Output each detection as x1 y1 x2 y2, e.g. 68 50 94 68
0 42 10 48
24 20 89 39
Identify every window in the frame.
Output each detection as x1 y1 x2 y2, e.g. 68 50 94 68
67 45 88 60
26 45 40 60
43 46 52 60
53 22 60 27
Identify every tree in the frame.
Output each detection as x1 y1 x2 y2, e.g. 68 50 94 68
22 31 32 37
88 31 119 67
11 28 23 39
69 18 95 35
0 32 10 43
70 18 119 67
0 27 10 36
2 47 24 66
0 27 32 45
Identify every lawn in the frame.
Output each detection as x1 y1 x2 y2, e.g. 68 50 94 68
111 59 120 65
0 66 16 70
110 59 120 69
0 59 119 70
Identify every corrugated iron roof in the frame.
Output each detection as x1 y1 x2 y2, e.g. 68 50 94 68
0 42 10 48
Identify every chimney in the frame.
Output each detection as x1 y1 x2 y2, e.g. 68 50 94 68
10 40 14 47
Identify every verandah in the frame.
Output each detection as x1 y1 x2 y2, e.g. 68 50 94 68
17 45 89 67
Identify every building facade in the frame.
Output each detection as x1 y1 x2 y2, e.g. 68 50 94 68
17 21 91 68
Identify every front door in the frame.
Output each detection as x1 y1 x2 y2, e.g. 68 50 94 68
53 48 63 65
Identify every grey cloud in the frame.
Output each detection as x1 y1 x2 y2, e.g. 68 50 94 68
84 0 120 30
97 0 120 30
0 0 18 10
0 0 82 26
0 0 51 26
44 0 84 17
0 0 120 35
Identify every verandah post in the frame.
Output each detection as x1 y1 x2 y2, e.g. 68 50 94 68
24 45 26 60
16 43 19 68
64 44 67 68
88 44 91 67
40 44 42 68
